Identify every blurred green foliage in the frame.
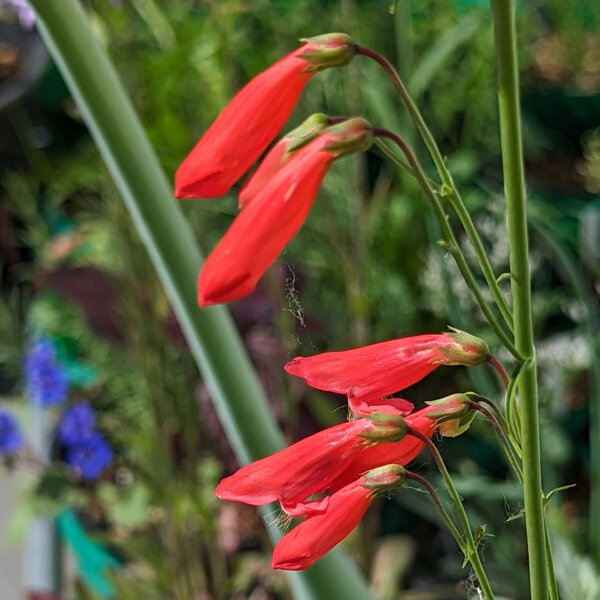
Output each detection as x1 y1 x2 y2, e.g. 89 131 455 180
1 0 600 598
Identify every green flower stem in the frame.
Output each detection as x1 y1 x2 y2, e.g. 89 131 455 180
472 402 523 484
29 2 375 598
487 355 510 388
489 1 548 598
374 129 521 359
544 523 560 600
357 45 513 331
408 429 496 600
405 471 466 552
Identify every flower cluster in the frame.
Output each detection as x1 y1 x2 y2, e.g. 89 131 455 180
216 331 487 569
175 35 379 307
23 338 69 407
0 409 23 456
57 401 113 481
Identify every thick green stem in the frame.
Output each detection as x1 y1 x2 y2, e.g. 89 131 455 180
374 129 520 358
358 45 514 331
408 429 496 599
29 2 374 598
489 1 548 598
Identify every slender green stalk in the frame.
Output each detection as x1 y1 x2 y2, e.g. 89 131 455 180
472 403 523 483
408 429 496 600
29 2 375 598
374 129 520 358
489 1 548 598
406 472 466 552
358 45 514 331
530 217 600 565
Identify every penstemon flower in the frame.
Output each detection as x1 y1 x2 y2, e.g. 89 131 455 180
175 34 355 199
66 432 113 481
197 118 373 306
285 330 489 415
215 411 408 512
271 464 406 570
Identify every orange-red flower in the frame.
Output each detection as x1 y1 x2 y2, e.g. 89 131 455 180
285 331 489 415
215 411 408 511
272 465 405 570
175 34 355 199
197 118 373 306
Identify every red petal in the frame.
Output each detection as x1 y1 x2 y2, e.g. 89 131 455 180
238 139 289 209
272 478 371 570
285 334 455 403
214 418 373 507
175 48 312 199
197 136 333 306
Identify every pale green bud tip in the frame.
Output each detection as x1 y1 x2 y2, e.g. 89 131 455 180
360 412 407 443
323 117 373 156
286 114 330 152
298 33 355 72
440 327 490 366
363 464 406 491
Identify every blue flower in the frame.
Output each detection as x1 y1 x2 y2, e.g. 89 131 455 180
57 401 96 446
67 433 113 481
23 338 69 407
0 410 23 456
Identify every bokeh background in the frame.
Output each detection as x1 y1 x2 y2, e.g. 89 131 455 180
1 0 600 598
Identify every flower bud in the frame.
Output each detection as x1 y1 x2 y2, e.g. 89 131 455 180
360 412 407 443
425 393 475 438
438 328 490 366
324 117 374 156
298 33 356 72
362 464 406 492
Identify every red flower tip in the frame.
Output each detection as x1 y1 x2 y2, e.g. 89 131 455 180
272 476 372 570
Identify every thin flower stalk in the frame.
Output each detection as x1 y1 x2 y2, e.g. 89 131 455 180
373 128 520 359
407 427 496 600
356 45 514 332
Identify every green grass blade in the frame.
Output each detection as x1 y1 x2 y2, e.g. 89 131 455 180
28 1 374 597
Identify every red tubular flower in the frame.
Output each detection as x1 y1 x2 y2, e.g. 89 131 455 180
197 118 373 306
285 330 489 415
272 465 406 570
215 411 408 510
175 34 355 199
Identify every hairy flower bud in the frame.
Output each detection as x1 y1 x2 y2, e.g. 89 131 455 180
298 33 356 72
362 464 407 492
324 117 374 156
360 412 407 443
440 328 490 366
425 393 475 438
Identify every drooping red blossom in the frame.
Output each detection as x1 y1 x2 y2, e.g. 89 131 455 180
197 118 373 306
285 330 489 415
238 113 330 209
215 411 408 509
272 464 406 570
175 34 355 199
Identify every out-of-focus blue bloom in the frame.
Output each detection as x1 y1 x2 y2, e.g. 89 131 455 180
23 338 69 407
0 0 35 29
0 409 23 455
57 401 96 447
67 433 113 481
